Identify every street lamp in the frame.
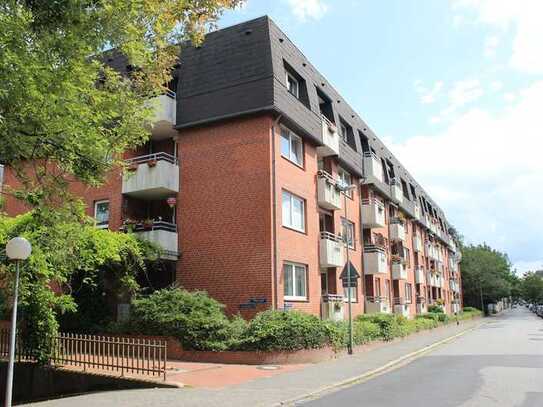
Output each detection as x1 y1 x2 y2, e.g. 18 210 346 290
5 237 31 407
336 181 356 355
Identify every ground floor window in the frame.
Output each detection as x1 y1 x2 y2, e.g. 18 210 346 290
94 200 110 228
284 262 307 300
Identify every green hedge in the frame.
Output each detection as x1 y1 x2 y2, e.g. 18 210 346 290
124 288 482 352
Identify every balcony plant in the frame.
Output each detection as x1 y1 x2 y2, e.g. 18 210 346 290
147 159 157 167
123 218 137 233
143 218 154 230
127 163 139 172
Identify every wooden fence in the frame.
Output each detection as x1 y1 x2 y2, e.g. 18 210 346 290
0 330 167 380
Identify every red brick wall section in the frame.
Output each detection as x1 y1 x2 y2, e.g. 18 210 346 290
175 116 274 317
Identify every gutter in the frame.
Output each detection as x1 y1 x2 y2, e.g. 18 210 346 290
271 114 282 310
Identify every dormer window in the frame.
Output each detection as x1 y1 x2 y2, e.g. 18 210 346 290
286 72 299 98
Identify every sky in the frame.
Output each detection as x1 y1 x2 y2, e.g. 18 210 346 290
217 0 543 274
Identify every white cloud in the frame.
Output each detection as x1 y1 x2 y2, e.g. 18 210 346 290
514 260 543 274
451 0 543 73
414 80 444 104
388 80 543 268
448 79 484 107
286 0 328 22
490 81 503 92
483 35 500 57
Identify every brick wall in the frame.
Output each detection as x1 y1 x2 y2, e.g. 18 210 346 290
175 116 274 317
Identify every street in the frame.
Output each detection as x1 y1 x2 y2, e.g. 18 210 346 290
302 308 543 407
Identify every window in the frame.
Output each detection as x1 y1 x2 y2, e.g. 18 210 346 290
282 190 305 232
321 272 328 295
338 168 353 198
405 283 413 303
284 262 307 300
342 218 355 249
286 72 299 98
343 286 358 302
280 127 303 167
340 122 348 142
375 278 381 297
94 200 110 228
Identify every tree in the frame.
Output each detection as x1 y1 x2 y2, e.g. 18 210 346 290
0 0 242 205
0 206 159 362
520 272 543 304
460 244 514 310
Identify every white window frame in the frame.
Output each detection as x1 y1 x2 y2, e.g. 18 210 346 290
284 261 308 301
405 282 413 303
94 200 110 229
342 218 356 250
338 167 353 198
340 122 348 142
282 190 305 233
286 72 299 98
280 127 304 167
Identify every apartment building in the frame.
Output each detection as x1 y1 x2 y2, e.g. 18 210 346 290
1 16 462 319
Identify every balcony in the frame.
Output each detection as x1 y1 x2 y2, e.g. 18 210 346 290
129 221 179 260
414 204 421 220
415 266 425 284
365 296 390 313
452 303 461 314
413 235 423 252
436 260 444 274
389 220 406 241
427 272 437 287
317 171 341 210
362 152 385 184
123 153 179 199
317 116 340 157
393 298 409 317
389 179 403 204
426 243 438 260
363 246 388 275
148 92 177 139
361 198 386 228
321 294 345 321
392 260 407 280
319 232 344 268
416 296 426 314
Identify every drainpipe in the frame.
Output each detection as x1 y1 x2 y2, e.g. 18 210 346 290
358 178 367 312
271 114 282 310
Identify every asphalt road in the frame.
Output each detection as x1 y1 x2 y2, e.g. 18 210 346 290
302 307 543 407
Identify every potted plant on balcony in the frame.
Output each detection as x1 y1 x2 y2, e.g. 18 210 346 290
123 218 137 233
127 162 139 172
147 158 157 167
143 218 154 230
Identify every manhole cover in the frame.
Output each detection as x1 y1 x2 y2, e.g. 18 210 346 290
168 367 189 373
257 365 281 370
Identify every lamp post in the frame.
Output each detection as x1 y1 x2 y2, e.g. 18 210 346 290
336 182 356 355
4 237 32 407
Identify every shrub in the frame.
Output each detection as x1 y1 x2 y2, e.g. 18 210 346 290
428 304 444 313
462 306 479 313
239 310 330 351
129 288 235 351
356 313 402 341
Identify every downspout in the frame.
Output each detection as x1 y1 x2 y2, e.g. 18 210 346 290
271 114 282 310
358 179 367 312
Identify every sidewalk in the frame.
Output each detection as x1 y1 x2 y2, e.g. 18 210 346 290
28 318 483 407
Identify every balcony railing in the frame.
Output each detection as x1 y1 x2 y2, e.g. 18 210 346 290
123 220 179 260
317 171 341 210
123 152 179 199
392 261 407 280
365 296 390 313
389 220 406 242
319 231 344 268
148 91 177 139
415 266 425 284
362 151 385 184
389 179 404 204
317 116 340 157
361 198 386 228
413 235 423 252
363 246 388 275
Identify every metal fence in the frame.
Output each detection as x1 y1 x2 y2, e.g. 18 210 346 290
0 330 167 380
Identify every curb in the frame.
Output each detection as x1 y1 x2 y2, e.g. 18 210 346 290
278 319 485 406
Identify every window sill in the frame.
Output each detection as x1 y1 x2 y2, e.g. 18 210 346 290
282 225 306 235
280 155 304 170
284 297 308 302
